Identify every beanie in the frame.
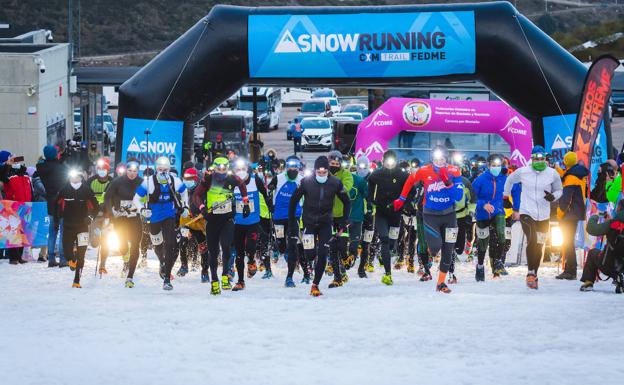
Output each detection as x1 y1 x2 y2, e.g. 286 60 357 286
328 150 342 162
563 151 577 169
0 150 10 165
314 156 329 170
43 145 58 160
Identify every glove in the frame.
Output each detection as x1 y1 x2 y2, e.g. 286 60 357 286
242 203 251 218
200 205 209 218
140 208 152 219
544 190 556 202
438 167 452 186
181 207 190 218
364 211 373 225
503 196 513 209
393 197 405 212
402 203 416 216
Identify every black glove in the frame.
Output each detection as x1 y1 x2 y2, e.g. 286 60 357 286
402 203 416 216
544 190 556 202
364 211 373 225
503 196 513 209
242 203 251 218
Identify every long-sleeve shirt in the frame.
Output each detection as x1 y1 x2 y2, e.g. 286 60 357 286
289 175 350 225
503 165 562 221
399 164 464 214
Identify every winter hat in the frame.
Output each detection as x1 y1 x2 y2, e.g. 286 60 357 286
0 150 10 165
43 145 58 160
531 145 546 156
328 150 342 162
563 151 577 169
314 156 329 170
183 168 199 181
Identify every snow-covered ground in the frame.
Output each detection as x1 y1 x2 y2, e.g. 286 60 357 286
2 250 623 385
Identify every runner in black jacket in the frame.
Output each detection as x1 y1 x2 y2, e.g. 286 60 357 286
103 159 143 287
288 156 350 297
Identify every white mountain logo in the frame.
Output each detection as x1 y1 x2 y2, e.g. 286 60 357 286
127 137 141 152
355 141 385 159
551 134 569 150
274 30 301 53
365 110 392 128
510 149 528 166
500 116 527 136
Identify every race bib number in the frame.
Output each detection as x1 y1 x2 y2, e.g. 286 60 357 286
236 201 255 214
363 230 374 243
445 227 459 243
536 232 548 245
180 228 190 238
275 224 285 239
213 201 232 214
389 227 400 240
476 227 490 239
302 234 315 250
505 227 512 240
150 231 164 246
77 232 89 247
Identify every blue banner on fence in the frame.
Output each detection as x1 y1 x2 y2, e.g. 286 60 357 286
121 118 183 171
248 11 476 78
543 113 607 189
0 201 49 248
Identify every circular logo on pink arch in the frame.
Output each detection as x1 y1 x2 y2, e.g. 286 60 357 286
402 101 431 127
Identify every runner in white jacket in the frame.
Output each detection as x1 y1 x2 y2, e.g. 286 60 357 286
503 146 563 290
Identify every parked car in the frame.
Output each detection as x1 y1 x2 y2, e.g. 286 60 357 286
204 113 252 155
287 113 316 140
342 103 369 118
104 121 116 146
612 91 624 117
300 99 331 117
334 120 361 154
323 97 341 114
312 88 338 99
333 112 363 121
73 110 81 134
301 117 334 152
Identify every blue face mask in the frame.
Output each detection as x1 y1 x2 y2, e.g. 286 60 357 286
183 180 196 189
490 166 502 177
156 171 169 184
315 175 328 184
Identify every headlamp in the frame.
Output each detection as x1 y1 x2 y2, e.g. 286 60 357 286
341 161 349 169
358 163 367 169
96 159 106 168
453 153 463 164
117 166 126 175
235 159 246 169
433 149 444 160
304 169 312 177
68 169 81 179
317 167 327 172
385 157 396 167
491 158 502 166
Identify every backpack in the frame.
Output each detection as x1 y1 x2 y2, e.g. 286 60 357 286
5 175 33 202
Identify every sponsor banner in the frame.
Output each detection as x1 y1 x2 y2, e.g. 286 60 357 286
543 113 607 189
121 118 183 171
248 11 475 78
572 55 620 188
0 201 49 248
355 98 532 165
429 92 489 101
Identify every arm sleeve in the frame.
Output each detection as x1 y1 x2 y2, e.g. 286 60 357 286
288 184 305 221
551 170 564 200
234 176 248 199
103 179 115 218
586 215 611 236
503 169 521 196
607 174 622 204
511 184 522 211
192 177 209 209
341 170 354 193
337 181 351 219
133 180 149 211
400 171 421 199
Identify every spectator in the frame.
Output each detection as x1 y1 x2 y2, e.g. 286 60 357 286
555 151 588 280
291 118 304 155
36 145 69 267
0 155 33 264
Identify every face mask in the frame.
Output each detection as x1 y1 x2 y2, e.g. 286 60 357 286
11 163 21 169
97 169 107 178
183 180 196 189
329 165 340 175
156 171 169 184
532 161 547 172
490 166 502 177
357 168 369 178
287 170 298 180
315 174 328 184
70 182 81 190
236 171 248 180
214 172 227 182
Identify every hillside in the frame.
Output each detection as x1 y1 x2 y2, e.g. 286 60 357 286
1 0 622 64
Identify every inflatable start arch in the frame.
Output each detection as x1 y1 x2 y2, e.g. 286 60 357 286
116 1 588 165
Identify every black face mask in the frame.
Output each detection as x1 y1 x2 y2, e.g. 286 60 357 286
329 165 340 175
287 169 298 180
